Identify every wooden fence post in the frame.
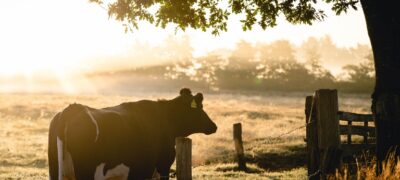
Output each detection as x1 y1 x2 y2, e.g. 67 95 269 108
315 89 341 175
176 137 192 180
305 96 320 180
347 121 352 145
233 123 247 171
364 120 369 145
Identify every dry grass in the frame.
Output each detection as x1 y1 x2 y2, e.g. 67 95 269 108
0 91 371 179
332 152 400 180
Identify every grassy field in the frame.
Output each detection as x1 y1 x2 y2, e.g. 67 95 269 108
0 91 372 179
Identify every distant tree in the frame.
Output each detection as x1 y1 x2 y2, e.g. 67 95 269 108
343 53 375 83
259 40 296 62
301 37 321 66
349 44 372 61
165 55 227 90
257 60 315 90
228 40 257 70
91 0 400 172
300 35 362 71
302 41 335 85
256 40 300 82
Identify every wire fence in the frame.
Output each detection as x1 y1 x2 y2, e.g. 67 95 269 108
254 124 307 144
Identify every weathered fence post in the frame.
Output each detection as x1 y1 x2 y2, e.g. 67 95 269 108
364 120 369 145
315 89 341 176
347 121 352 145
233 123 247 171
305 96 320 180
176 137 192 180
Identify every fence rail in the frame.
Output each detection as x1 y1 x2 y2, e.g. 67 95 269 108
338 111 374 122
339 125 375 137
338 110 375 146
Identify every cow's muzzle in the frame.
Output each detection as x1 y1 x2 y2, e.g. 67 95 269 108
204 123 217 135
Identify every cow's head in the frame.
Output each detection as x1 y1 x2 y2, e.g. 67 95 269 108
169 88 217 137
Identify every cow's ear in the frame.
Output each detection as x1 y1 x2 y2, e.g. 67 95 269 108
180 88 192 97
195 93 203 103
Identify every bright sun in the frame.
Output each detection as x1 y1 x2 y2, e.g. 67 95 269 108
0 0 136 77
0 0 177 93
0 0 136 93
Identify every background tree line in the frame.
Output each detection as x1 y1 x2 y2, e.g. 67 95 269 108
90 35 374 93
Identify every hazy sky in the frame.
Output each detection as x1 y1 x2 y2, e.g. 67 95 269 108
0 0 370 76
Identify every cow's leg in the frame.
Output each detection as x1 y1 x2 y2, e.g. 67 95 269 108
72 158 97 180
69 149 96 180
127 166 155 180
156 147 175 180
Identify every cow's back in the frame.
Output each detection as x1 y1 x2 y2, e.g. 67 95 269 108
64 101 168 178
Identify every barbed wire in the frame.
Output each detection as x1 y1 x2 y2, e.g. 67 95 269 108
254 124 307 144
277 125 307 138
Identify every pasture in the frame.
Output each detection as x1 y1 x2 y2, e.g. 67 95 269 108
0 91 371 179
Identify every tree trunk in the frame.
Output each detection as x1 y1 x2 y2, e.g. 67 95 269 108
360 0 400 174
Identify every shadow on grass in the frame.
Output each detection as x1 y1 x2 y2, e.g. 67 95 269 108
215 166 264 174
200 138 307 173
0 159 47 169
246 145 307 172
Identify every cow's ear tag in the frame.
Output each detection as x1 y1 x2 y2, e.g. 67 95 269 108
191 99 197 108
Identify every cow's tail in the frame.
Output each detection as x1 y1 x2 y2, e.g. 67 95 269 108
48 112 62 180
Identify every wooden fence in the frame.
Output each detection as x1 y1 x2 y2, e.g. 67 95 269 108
305 89 375 179
233 123 247 171
176 89 375 180
175 137 192 180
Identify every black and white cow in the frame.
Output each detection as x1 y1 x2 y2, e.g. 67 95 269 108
48 88 217 180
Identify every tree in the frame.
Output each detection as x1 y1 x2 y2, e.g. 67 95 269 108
90 0 400 174
259 40 296 62
302 41 336 87
343 53 374 84
340 53 374 92
229 40 257 69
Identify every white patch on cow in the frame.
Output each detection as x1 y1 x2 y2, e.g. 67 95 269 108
94 163 129 180
86 109 99 142
56 137 63 180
